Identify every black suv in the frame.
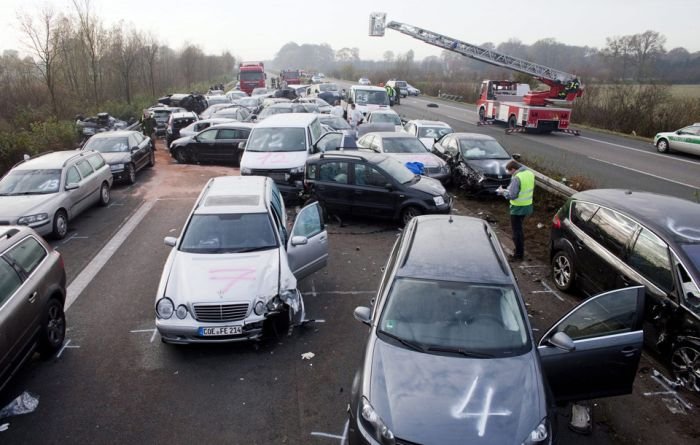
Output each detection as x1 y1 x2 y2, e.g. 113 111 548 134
304 151 452 225
550 189 700 391
166 111 199 148
348 215 645 444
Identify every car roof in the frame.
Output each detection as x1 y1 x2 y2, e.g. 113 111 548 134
351 85 384 91
409 120 451 127
255 113 318 128
13 150 88 170
369 110 399 115
196 176 269 215
0 225 34 246
308 150 388 164
363 132 415 139
571 189 700 245
89 130 139 139
210 122 255 129
452 132 497 141
398 215 513 284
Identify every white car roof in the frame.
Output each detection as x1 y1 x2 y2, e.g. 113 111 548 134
369 110 399 116
254 113 318 128
409 120 452 128
351 85 385 92
15 150 85 170
196 176 269 215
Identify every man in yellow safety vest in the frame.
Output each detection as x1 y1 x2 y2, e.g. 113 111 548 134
497 160 535 261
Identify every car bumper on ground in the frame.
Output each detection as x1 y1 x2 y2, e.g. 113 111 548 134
156 317 266 344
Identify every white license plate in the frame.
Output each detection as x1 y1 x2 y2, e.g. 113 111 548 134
198 326 243 336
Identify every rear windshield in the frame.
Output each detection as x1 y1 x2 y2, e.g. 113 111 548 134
418 127 453 139
383 138 429 154
681 244 700 274
355 90 389 106
319 83 338 92
370 113 401 125
377 157 415 184
459 138 510 159
84 137 129 153
174 118 197 130
246 128 307 152
180 213 277 253
0 169 62 195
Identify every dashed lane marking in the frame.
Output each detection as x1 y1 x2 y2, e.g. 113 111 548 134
56 339 80 358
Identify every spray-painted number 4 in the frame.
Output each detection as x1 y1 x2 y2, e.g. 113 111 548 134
451 376 512 437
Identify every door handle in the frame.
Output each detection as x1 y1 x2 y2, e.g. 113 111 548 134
28 291 38 303
574 240 585 250
621 346 638 357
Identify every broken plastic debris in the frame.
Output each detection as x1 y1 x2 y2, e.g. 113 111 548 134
301 352 315 360
0 392 39 420
569 403 592 434
537 223 544 229
662 398 687 415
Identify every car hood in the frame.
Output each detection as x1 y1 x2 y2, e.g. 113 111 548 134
99 152 133 165
164 249 279 304
654 131 674 139
172 135 194 147
407 176 446 196
0 194 57 219
387 153 444 168
465 158 512 176
369 340 544 445
241 150 308 169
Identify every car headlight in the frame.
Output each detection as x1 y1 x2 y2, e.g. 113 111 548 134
522 418 550 445
110 163 125 171
241 167 252 175
360 397 395 445
289 166 305 174
175 305 188 319
17 213 49 226
254 300 266 316
433 196 445 206
156 298 174 319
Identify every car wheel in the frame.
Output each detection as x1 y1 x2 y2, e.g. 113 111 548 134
656 138 669 153
671 344 700 392
174 149 188 164
39 299 66 358
147 150 155 167
508 115 517 129
552 250 575 291
400 206 422 226
478 107 485 122
99 181 110 206
126 163 136 184
52 209 68 239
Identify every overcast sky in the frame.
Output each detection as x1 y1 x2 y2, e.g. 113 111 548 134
2 0 697 62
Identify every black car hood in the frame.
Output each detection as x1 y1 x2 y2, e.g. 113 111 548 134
407 176 446 197
464 158 511 176
369 339 545 444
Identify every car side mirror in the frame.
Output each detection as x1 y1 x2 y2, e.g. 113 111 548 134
546 331 575 352
675 130 682 134
238 141 246 149
353 306 371 326
65 183 79 191
512 153 521 160
290 235 308 246
164 236 177 247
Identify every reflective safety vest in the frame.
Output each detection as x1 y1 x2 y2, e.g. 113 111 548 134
510 169 535 206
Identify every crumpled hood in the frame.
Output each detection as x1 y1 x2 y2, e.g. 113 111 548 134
0 194 56 219
465 158 511 176
408 176 446 197
164 250 279 304
387 153 444 168
369 340 544 445
99 152 133 165
241 151 308 170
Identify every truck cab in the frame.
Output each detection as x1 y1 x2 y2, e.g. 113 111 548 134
342 85 390 119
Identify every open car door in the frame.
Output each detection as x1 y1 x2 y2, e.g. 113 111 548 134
287 202 328 280
538 286 645 403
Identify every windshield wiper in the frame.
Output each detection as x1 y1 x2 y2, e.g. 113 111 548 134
378 329 425 353
234 246 276 253
426 345 494 358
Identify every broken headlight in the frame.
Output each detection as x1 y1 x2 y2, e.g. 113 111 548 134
522 418 550 445
360 397 395 445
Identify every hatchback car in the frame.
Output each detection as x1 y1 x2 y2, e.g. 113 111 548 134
148 106 186 137
433 132 516 194
357 132 450 183
82 130 155 184
406 83 421 96
0 226 67 391
166 111 199 148
358 77 371 86
155 176 328 344
305 151 451 225
403 120 454 149
211 106 251 122
365 110 403 131
550 189 700 391
179 118 236 139
0 150 113 239
349 214 645 444
654 123 700 156
170 123 253 166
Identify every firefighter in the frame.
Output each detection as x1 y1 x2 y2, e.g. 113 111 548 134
496 160 535 261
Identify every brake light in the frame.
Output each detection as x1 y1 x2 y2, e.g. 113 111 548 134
552 214 561 229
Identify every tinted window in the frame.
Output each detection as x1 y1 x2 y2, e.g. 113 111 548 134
628 228 673 291
6 237 47 275
197 129 217 142
84 137 129 153
570 201 598 227
66 166 81 185
87 154 106 171
319 162 349 184
382 138 428 154
378 279 529 356
292 205 323 239
578 207 638 259
355 164 389 187
76 160 94 178
0 258 22 306
680 244 700 272
677 259 700 316
554 289 638 340
216 129 238 139
306 164 318 180
246 128 307 152
180 213 278 253
0 169 61 195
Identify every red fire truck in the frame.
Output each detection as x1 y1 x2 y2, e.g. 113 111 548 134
369 13 583 134
280 69 302 85
238 62 266 95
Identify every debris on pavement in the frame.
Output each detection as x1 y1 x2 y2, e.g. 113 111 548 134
649 369 693 413
0 423 9 432
0 392 40 421
568 402 592 434
301 352 315 360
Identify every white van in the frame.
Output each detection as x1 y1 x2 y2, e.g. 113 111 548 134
240 113 323 201
342 85 390 119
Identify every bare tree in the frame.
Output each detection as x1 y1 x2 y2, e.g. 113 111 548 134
631 30 666 80
108 25 141 104
72 0 103 106
141 34 159 97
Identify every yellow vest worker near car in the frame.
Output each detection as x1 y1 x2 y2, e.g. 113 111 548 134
497 160 534 261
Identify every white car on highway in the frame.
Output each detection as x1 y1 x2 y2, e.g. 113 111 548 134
358 77 371 85
654 123 700 156
366 109 403 131
403 120 455 149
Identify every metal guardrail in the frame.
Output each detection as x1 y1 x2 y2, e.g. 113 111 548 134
530 167 577 199
438 93 464 102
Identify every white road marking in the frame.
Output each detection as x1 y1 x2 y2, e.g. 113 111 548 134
65 200 157 310
131 328 159 343
541 281 565 302
311 419 349 444
56 339 80 358
310 432 344 440
304 290 377 297
581 136 700 166
59 233 88 246
588 157 698 189
107 202 124 208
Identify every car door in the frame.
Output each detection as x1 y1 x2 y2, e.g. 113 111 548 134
72 159 97 215
213 128 241 164
314 132 343 153
0 256 24 374
130 133 148 170
313 160 353 215
286 202 328 280
351 163 399 219
191 128 218 162
539 286 645 403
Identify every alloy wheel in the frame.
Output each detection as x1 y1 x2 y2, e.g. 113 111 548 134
671 346 700 392
553 254 572 289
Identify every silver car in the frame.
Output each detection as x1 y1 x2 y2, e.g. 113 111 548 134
155 175 328 344
0 150 113 239
0 225 66 392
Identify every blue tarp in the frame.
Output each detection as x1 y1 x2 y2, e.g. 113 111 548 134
405 161 425 175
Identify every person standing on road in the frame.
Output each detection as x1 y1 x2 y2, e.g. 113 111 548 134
497 160 535 261
385 84 395 106
348 103 363 131
141 111 156 149
331 100 343 118
394 83 401 105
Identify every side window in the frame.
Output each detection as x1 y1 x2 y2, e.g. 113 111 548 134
309 119 322 143
76 159 94 179
570 201 598 228
198 129 217 142
87 154 105 171
677 260 700 315
240 129 250 139
0 258 23 306
291 204 323 239
216 129 237 139
319 162 349 184
66 166 81 185
306 164 318 180
628 228 673 291
355 164 388 188
590 208 638 259
6 237 47 275
553 288 640 340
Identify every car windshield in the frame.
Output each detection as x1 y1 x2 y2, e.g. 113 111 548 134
378 278 530 356
459 139 511 159
84 137 130 153
0 169 62 195
681 244 700 273
179 213 278 253
259 106 293 118
240 72 264 82
236 98 259 108
319 83 338 92
376 157 415 184
355 90 389 106
419 127 453 139
174 118 196 130
320 116 351 130
382 137 429 154
246 128 306 152
371 113 401 125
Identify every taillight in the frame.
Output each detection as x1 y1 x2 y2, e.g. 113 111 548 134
552 214 561 229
